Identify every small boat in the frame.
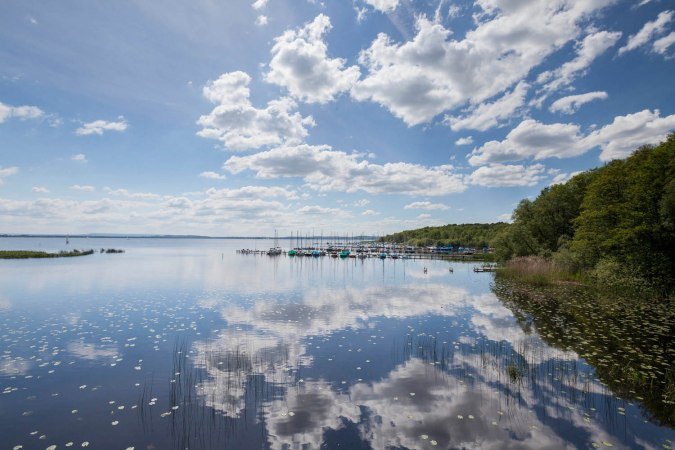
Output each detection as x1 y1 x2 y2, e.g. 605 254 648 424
339 250 350 258
331 252 338 258
288 249 296 256
378 252 387 259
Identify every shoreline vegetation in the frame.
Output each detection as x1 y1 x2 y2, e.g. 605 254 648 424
0 248 125 259
385 134 675 301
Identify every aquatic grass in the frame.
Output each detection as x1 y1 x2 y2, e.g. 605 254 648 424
0 249 95 259
494 277 675 426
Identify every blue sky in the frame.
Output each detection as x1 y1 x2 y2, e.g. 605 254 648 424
0 0 673 236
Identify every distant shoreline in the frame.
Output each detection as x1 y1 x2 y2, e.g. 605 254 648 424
0 234 379 240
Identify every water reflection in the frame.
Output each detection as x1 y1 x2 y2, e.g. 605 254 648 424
0 238 672 449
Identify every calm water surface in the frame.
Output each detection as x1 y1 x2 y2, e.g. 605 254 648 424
0 237 673 449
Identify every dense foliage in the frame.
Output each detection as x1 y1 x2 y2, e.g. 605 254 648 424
493 134 675 298
380 222 509 248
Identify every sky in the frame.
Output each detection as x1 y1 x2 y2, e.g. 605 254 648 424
0 0 674 236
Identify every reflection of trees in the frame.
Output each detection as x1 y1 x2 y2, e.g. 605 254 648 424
493 277 675 427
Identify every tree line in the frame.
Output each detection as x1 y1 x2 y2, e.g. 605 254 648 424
380 222 510 248
492 133 674 298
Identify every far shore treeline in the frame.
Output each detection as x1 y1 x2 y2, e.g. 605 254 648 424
381 223 509 248
383 134 675 299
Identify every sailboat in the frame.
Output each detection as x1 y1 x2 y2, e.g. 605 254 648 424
267 230 282 256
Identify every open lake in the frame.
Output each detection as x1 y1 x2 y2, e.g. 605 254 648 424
1 237 673 449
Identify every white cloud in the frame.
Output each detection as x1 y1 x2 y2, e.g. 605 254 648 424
265 15 360 104
353 198 370 207
652 31 675 55
297 205 348 216
454 136 473 146
363 0 400 13
75 116 127 136
469 109 675 165
255 15 268 26
445 81 529 132
352 2 617 125
618 10 673 55
32 186 50 193
404 201 449 211
549 91 608 114
0 101 44 123
103 187 161 199
199 171 226 180
71 153 87 163
416 213 431 219
70 184 95 192
197 71 314 151
205 185 298 200
224 144 467 196
497 212 512 222
468 119 586 166
362 209 378 216
0 166 19 185
538 30 621 96
585 109 675 160
252 0 268 10
468 163 547 187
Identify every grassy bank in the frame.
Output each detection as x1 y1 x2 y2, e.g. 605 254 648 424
0 249 95 259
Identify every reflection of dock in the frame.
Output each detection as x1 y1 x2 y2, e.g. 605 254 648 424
473 265 498 272
236 249 492 262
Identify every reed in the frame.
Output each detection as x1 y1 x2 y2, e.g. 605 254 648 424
498 256 572 286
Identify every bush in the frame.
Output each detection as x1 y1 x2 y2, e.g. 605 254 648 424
591 257 660 300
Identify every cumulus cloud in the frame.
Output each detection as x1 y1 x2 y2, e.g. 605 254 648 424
71 153 87 163
363 0 400 13
455 136 473 146
255 15 268 26
549 91 608 114
70 184 95 192
362 209 378 216
252 0 268 9
445 81 529 132
265 14 360 104
468 120 586 166
199 171 226 180
32 186 50 193
224 144 466 196
468 163 547 187
352 2 617 125
469 109 675 165
197 71 314 151
0 166 19 185
585 109 675 160
0 101 44 123
75 116 127 136
404 201 449 210
618 10 673 55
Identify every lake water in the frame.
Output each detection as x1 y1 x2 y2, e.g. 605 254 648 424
0 237 673 449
